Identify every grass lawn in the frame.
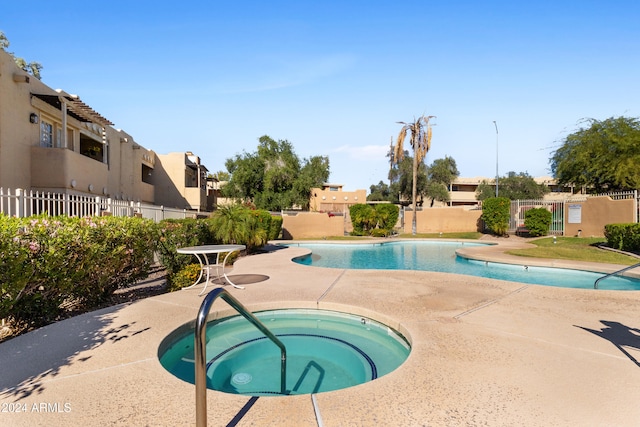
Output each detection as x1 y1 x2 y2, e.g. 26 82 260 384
506 236 639 265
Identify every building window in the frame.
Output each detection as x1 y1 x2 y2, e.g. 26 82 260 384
142 164 153 184
40 121 53 148
80 133 104 162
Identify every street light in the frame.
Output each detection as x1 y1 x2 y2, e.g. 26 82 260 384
493 120 499 197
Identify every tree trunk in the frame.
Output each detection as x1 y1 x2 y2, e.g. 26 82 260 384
411 153 418 235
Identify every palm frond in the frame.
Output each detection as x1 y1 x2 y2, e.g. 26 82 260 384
394 127 408 162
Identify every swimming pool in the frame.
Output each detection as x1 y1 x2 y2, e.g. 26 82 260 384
159 309 411 396
289 241 640 290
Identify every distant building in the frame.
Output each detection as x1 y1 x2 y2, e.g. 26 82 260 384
447 176 574 206
310 184 367 213
155 152 209 211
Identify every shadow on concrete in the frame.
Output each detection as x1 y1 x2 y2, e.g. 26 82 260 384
226 396 260 427
0 303 149 400
212 274 270 286
576 320 640 367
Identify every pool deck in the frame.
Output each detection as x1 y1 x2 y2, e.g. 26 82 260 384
1 238 640 426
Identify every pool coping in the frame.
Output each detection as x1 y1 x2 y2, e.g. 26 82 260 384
2 238 640 426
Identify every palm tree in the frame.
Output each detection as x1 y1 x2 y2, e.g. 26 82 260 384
394 115 435 234
210 204 250 245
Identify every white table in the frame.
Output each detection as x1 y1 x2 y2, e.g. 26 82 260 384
176 244 246 294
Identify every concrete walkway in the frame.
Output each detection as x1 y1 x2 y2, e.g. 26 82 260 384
1 239 640 426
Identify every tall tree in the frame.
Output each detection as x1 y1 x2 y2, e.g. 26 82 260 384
550 116 640 192
426 156 459 206
393 115 435 234
223 135 329 210
212 170 230 181
388 152 428 205
367 181 392 201
294 154 330 209
476 171 549 201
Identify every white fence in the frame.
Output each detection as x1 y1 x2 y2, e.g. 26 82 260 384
0 188 199 222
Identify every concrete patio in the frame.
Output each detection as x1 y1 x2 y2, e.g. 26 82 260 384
1 239 639 426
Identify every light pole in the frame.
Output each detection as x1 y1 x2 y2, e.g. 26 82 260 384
493 121 499 197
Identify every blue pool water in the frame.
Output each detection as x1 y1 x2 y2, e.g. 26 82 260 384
289 241 640 290
159 309 411 396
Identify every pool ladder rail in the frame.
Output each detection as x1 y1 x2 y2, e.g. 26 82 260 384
194 287 287 427
594 261 640 289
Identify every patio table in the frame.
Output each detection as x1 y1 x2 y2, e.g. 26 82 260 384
176 244 246 294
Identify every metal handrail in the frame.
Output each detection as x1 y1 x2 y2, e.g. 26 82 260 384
195 287 287 427
594 261 640 289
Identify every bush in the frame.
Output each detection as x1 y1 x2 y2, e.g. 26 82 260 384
349 203 399 236
349 204 376 235
481 197 511 236
268 215 283 240
524 208 552 237
1 215 158 332
375 204 399 231
208 205 280 251
604 223 640 252
167 263 203 292
370 228 389 237
156 218 214 275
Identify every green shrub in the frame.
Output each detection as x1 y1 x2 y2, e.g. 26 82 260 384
350 203 399 236
481 197 511 236
268 215 283 240
375 204 399 231
524 207 552 237
604 223 640 252
207 205 278 251
0 216 31 314
370 228 389 237
1 215 158 332
156 218 214 275
208 205 250 246
168 263 203 292
349 204 376 235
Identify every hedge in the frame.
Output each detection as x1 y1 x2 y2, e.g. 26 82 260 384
604 223 640 252
481 197 511 236
1 215 158 332
524 207 552 237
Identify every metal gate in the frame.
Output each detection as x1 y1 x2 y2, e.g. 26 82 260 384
509 199 565 235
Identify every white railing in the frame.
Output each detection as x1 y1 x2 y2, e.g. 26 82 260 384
591 190 637 200
0 188 199 222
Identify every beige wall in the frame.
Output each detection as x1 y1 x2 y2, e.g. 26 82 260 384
0 49 41 190
564 196 636 237
281 212 345 239
30 146 108 193
0 49 159 204
280 206 482 238
403 207 483 234
155 152 208 210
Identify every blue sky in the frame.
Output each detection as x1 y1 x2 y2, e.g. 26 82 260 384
3 1 639 191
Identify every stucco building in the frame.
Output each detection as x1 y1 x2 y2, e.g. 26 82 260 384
154 152 209 211
0 49 209 212
309 183 367 213
447 176 573 206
